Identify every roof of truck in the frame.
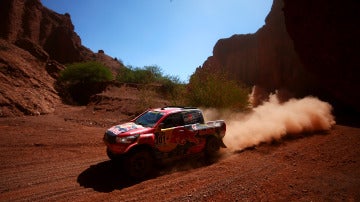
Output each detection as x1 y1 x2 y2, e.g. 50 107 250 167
151 106 200 115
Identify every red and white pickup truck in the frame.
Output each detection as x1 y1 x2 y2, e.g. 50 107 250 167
103 106 226 178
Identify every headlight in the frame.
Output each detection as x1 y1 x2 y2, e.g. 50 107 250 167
115 134 139 144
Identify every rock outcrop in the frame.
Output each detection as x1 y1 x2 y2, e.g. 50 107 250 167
0 0 92 63
0 39 61 116
282 0 360 113
0 0 85 117
198 0 308 101
196 0 360 113
0 0 125 116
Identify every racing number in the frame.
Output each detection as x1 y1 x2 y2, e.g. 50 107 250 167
155 132 166 145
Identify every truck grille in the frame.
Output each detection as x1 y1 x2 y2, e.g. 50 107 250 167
104 132 116 144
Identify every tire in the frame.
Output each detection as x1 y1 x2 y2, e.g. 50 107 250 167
106 148 118 160
125 149 154 179
205 136 220 157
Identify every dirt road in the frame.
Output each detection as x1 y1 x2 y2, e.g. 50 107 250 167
0 106 359 201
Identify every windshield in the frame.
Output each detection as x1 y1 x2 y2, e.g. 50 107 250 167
134 111 164 127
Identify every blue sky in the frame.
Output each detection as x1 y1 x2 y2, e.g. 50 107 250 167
41 0 273 82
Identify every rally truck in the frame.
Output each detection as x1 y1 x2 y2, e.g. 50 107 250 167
103 106 226 179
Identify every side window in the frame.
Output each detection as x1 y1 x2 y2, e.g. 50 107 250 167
184 110 204 125
162 113 184 129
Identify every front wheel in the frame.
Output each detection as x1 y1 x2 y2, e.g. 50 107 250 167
107 148 121 161
125 149 154 179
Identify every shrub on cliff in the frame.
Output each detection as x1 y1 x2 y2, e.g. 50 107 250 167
116 65 163 84
159 75 187 105
187 70 250 109
60 61 113 84
116 65 185 102
58 61 113 105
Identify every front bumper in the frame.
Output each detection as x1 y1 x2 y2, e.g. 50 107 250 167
103 133 127 154
104 142 128 154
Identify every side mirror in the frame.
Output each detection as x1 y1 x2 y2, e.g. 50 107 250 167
155 123 164 133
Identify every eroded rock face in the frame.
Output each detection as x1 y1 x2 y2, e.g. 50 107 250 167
198 0 307 98
0 0 90 63
0 0 127 116
0 39 61 116
195 0 360 113
14 38 49 61
283 0 360 113
0 0 83 116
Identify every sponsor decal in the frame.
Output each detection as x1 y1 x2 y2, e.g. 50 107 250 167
107 122 144 135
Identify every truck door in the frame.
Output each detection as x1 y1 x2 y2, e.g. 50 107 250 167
155 111 205 156
155 112 204 157
182 111 206 153
155 112 185 154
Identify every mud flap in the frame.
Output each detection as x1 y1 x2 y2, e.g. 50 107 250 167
219 140 227 148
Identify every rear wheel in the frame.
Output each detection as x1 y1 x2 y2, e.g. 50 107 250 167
205 136 220 157
125 149 154 179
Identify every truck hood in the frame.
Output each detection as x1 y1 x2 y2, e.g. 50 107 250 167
106 122 152 136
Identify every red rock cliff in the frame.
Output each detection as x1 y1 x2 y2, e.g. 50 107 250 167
0 0 124 116
196 0 360 113
0 0 91 63
283 0 360 113
199 0 308 97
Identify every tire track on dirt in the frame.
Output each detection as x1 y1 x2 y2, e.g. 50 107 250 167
0 156 105 193
0 156 108 201
0 178 94 202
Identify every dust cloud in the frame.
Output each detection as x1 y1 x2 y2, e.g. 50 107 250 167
203 93 336 151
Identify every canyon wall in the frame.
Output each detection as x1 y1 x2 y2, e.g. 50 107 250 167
196 0 360 113
0 0 93 63
282 0 360 113
0 0 123 116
